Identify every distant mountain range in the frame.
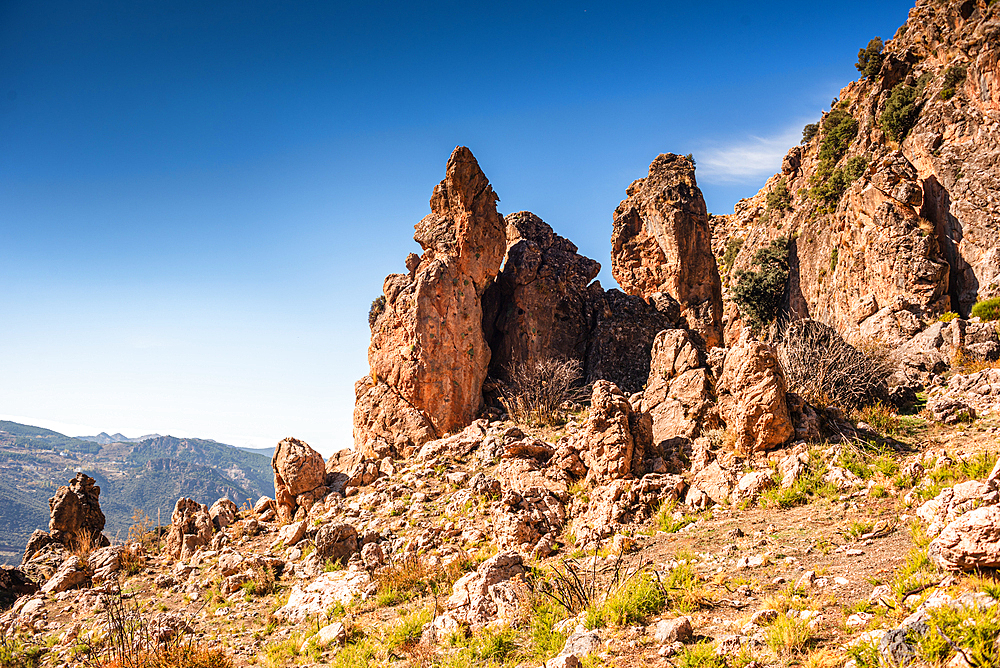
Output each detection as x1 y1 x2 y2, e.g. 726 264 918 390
76 432 166 445
0 420 275 565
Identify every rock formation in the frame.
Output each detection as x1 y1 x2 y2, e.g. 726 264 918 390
717 335 793 454
640 329 719 442
579 381 651 484
272 437 327 522
48 473 107 550
482 211 601 381
20 473 109 564
355 146 506 457
611 153 723 348
165 498 214 561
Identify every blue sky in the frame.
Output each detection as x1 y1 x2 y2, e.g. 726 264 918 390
0 0 914 454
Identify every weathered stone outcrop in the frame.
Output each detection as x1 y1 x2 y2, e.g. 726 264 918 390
583 290 679 394
21 473 109 564
356 146 506 456
483 211 601 381
272 437 327 522
717 335 793 454
611 153 723 348
578 381 651 484
927 458 1000 570
165 498 213 561
48 473 108 550
0 567 37 612
640 329 718 442
440 551 527 629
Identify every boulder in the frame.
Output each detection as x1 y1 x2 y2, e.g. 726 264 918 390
929 505 1000 571
40 556 90 594
692 461 737 505
272 437 327 522
654 616 693 643
717 336 793 454
164 498 213 561
209 498 239 531
89 546 122 584
47 473 109 552
444 551 528 628
355 146 507 454
731 470 774 504
314 524 359 565
611 153 723 347
574 475 686 546
641 329 718 441
0 567 38 612
579 381 650 484
276 569 372 622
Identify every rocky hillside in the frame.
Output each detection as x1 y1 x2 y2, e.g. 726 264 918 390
0 422 274 565
714 0 1000 348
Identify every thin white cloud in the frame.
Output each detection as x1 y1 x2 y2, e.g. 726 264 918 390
695 126 803 184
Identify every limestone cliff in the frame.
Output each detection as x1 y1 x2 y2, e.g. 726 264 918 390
715 0 1000 347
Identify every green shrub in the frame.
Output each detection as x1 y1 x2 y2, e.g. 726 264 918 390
817 110 858 169
585 574 665 628
938 311 959 322
880 83 920 142
766 613 814 654
912 599 1000 666
801 122 819 144
678 642 727 668
722 237 744 276
809 154 868 212
731 237 790 333
855 37 884 79
829 248 838 271
766 178 792 212
971 297 1000 321
940 64 967 100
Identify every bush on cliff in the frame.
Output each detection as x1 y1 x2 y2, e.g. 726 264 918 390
971 297 1000 322
940 64 967 100
880 82 920 142
732 237 790 335
855 37 884 79
817 110 858 171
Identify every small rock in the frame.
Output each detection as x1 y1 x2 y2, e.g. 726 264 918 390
653 616 692 643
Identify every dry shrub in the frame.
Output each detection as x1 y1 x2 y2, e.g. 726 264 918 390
952 348 1000 375
776 319 890 410
498 358 585 425
374 551 474 606
84 578 228 668
71 529 101 561
241 562 276 597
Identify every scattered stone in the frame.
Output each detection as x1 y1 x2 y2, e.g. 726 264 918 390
653 616 692 643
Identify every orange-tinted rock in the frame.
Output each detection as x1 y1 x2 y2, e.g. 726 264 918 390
717 336 793 455
579 381 651 484
164 498 213 561
356 146 506 455
641 329 719 442
272 437 326 522
611 154 723 348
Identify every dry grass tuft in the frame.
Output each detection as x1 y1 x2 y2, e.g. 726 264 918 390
497 358 585 426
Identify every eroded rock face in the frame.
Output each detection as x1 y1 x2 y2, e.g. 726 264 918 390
483 211 601 381
929 505 1000 571
272 437 327 522
641 329 718 442
48 473 107 550
165 498 213 561
356 146 506 455
611 154 723 347
579 381 651 484
715 1 1000 346
717 336 793 455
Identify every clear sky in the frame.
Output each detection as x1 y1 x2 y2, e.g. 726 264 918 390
0 0 915 455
